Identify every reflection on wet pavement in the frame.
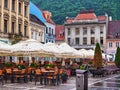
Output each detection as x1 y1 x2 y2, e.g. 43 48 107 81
89 75 120 90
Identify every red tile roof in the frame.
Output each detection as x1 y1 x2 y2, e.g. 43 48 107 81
65 10 106 23
97 16 106 21
107 20 120 39
66 17 74 23
75 11 96 20
55 25 65 41
42 11 56 25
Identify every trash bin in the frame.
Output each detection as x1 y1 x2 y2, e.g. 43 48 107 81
76 69 88 90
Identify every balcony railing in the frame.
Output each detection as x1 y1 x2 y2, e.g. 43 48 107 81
0 32 28 40
72 45 95 49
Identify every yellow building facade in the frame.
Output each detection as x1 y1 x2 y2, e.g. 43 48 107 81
0 0 29 44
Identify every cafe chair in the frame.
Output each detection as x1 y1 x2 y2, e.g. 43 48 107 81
0 70 4 85
34 69 43 85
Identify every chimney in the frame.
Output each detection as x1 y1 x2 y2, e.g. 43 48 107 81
109 16 112 21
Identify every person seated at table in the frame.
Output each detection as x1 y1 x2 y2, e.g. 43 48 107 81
22 60 27 68
60 68 68 83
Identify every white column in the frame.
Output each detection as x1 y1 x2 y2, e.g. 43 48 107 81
65 27 68 43
103 25 106 47
16 0 18 34
87 26 91 45
1 1 4 32
95 26 100 44
80 27 83 45
22 2 24 36
71 27 75 45
8 0 12 33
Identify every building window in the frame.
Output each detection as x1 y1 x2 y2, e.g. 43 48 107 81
115 33 120 38
46 27 48 34
100 26 104 34
83 27 87 35
91 37 95 44
4 0 8 8
52 40 54 43
75 38 79 45
46 39 48 43
4 20 7 33
11 22 15 34
24 6 27 16
75 28 79 35
100 37 103 45
18 24 21 35
83 37 87 45
31 31 34 39
12 0 15 11
35 32 38 40
91 27 95 34
109 42 112 48
68 38 71 45
24 26 27 37
49 27 51 34
68 28 71 36
116 42 119 47
52 29 53 35
18 3 21 14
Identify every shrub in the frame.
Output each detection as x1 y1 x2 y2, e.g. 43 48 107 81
93 43 103 68
115 47 120 68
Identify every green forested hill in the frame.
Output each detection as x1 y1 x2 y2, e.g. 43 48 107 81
30 0 120 24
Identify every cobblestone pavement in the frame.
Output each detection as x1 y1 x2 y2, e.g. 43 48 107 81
1 74 120 90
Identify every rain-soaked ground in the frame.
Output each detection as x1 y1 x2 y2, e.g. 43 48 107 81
1 74 120 90
89 75 120 90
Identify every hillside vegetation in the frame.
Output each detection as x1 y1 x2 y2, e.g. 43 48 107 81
30 0 120 24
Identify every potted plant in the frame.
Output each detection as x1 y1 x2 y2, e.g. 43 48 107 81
45 63 55 68
17 64 25 70
30 63 37 68
71 63 79 69
80 65 86 70
4 63 12 68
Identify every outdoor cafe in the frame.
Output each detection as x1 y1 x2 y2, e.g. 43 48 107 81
0 39 112 86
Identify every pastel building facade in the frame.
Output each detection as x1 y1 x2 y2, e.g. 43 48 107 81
43 11 56 43
55 25 65 44
29 2 46 43
0 0 29 44
64 10 108 51
106 20 120 58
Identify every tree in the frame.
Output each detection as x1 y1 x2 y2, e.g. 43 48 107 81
115 47 120 68
93 43 103 68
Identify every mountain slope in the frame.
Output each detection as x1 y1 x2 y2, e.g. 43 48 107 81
30 0 120 24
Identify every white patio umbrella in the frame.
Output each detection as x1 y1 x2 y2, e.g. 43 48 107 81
43 42 61 54
79 49 89 58
0 41 12 56
87 49 94 58
73 50 84 58
12 39 48 56
56 43 82 58
102 53 112 60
